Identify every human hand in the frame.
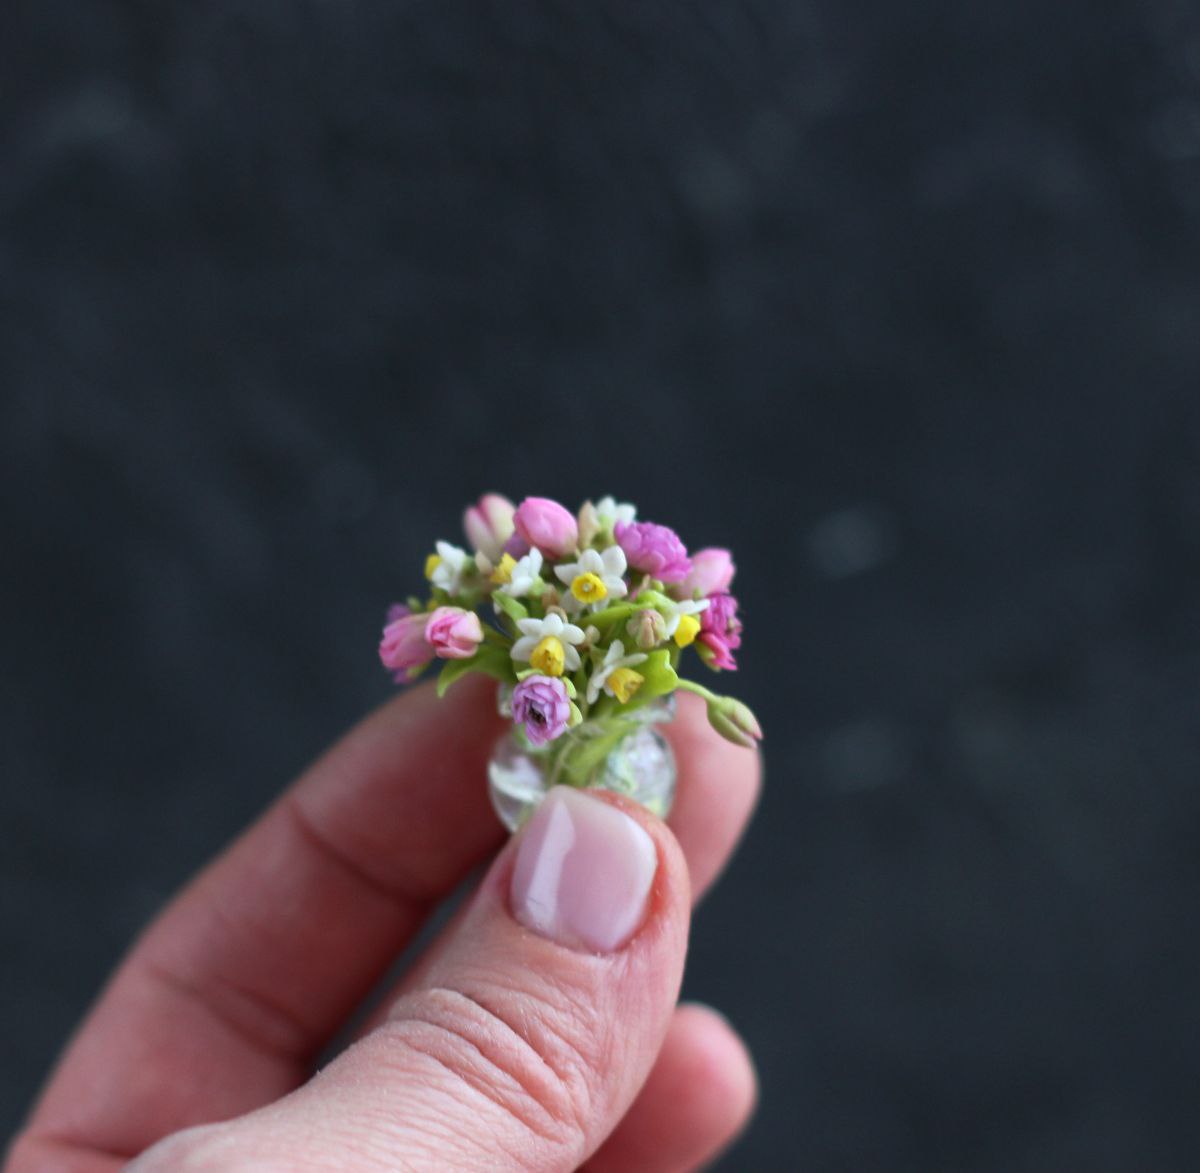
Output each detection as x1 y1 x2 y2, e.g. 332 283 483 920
8 676 760 1172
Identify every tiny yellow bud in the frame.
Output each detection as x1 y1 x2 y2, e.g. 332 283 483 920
570 572 608 605
489 553 517 586
608 667 644 704
424 553 442 580
674 614 702 647
530 635 566 677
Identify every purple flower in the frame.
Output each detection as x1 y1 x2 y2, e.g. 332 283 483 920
511 675 571 746
614 520 692 584
698 592 743 671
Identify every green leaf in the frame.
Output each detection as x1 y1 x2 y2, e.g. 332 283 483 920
619 648 678 713
491 591 528 624
436 643 517 697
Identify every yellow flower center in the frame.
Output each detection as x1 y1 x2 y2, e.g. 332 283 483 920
570 572 608 605
608 667 644 704
424 553 442 580
674 614 702 647
489 553 517 586
530 635 566 676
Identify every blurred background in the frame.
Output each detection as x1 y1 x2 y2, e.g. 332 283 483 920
4 0 1200 1168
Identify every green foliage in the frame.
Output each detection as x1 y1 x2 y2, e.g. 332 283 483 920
436 643 517 697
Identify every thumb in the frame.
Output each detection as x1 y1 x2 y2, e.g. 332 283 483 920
131 787 691 1172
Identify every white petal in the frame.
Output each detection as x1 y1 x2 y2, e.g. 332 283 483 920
554 564 576 585
563 645 582 672
605 577 628 600
600 545 627 575
511 636 536 660
561 624 586 645
516 618 543 637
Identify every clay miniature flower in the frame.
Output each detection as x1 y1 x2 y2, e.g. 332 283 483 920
378 606 434 681
510 612 586 675
697 593 742 670
614 520 691 584
511 675 571 746
594 496 636 530
425 606 484 659
513 497 578 560
660 596 710 646
495 548 544 598
674 547 735 599
463 493 515 561
553 546 628 612
427 540 471 595
587 640 649 705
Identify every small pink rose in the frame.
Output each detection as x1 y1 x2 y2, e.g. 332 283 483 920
463 493 515 561
513 497 578 560
424 606 484 660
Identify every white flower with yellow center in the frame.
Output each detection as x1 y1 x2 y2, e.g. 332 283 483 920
595 496 636 529
511 612 586 675
660 596 710 645
553 546 628 613
428 540 470 595
496 548 544 598
587 640 648 705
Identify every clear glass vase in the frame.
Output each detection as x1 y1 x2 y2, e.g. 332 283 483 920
487 690 677 831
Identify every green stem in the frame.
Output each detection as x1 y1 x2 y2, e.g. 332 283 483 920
674 678 721 704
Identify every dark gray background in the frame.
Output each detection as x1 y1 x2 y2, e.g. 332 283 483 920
4 0 1200 1168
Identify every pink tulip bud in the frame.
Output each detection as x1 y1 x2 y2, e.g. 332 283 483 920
513 497 579 560
424 606 484 660
674 547 735 599
462 493 515 561
379 606 434 681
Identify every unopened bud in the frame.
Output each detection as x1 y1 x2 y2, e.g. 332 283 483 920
706 697 763 748
626 608 667 650
577 500 600 548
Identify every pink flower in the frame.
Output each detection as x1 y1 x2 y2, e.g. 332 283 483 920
674 547 735 599
463 493 515 561
424 606 484 660
379 606 434 681
511 675 571 746
513 497 578 560
698 593 743 671
614 520 692 584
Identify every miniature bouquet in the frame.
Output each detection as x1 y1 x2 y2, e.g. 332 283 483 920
379 494 760 828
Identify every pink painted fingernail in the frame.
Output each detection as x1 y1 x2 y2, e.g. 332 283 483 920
510 788 657 952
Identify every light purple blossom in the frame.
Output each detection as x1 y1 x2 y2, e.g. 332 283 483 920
511 675 571 746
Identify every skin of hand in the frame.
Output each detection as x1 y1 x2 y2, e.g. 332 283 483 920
6 675 761 1172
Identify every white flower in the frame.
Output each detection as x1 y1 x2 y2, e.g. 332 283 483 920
660 596 709 638
496 548 544 598
511 612 587 672
586 640 648 705
431 540 470 595
595 496 636 529
554 546 628 612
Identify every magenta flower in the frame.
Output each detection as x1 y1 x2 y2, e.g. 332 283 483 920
673 547 735 599
424 606 484 660
463 493 515 561
698 592 743 671
614 520 692 584
513 497 578 560
511 675 571 746
379 606 434 681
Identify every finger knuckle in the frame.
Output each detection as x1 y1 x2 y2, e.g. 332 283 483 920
379 982 602 1161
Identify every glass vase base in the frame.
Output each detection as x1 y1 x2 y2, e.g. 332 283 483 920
487 708 677 832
